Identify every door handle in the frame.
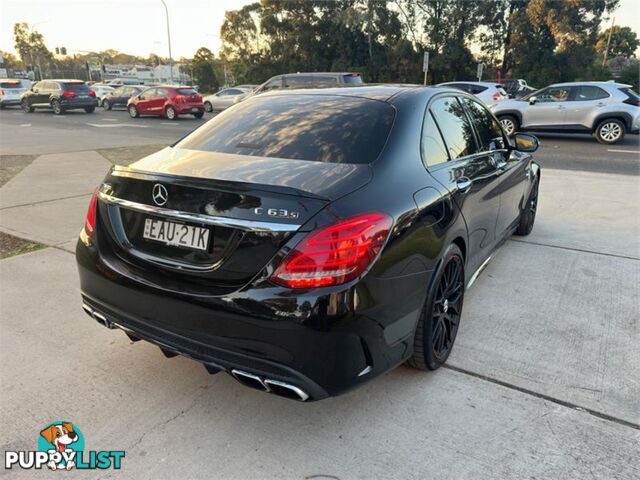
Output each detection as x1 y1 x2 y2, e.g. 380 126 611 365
456 177 473 194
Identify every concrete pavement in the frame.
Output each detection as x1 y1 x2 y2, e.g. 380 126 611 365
0 150 638 479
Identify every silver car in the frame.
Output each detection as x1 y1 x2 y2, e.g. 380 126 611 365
203 87 251 113
437 81 509 106
0 79 28 108
490 81 640 144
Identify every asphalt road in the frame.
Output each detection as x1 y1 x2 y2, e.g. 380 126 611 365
1 106 639 175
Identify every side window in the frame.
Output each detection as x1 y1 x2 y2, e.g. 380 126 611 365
217 89 231 96
429 97 479 160
262 78 282 91
141 88 155 99
469 85 488 94
311 76 338 87
284 76 315 87
461 98 505 151
421 111 450 168
156 88 168 97
573 86 609 101
536 86 570 102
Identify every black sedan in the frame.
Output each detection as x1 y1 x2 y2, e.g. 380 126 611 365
76 86 540 401
101 85 145 110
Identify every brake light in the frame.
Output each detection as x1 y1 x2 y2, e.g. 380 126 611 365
63 91 76 98
0 90 4 96
270 213 393 289
175 95 185 103
493 92 502 101
84 189 99 236
88 90 96 97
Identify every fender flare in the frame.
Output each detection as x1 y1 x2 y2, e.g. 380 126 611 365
592 112 633 132
494 109 523 125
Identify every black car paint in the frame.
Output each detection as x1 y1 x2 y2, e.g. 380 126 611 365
76 86 539 400
102 86 144 109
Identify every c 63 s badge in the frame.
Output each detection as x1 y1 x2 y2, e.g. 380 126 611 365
4 421 125 471
254 207 300 220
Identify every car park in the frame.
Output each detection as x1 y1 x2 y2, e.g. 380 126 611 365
203 87 251 112
102 85 144 110
127 85 205 120
20 79 98 114
77 85 540 402
491 81 640 144
0 78 28 108
437 81 508 106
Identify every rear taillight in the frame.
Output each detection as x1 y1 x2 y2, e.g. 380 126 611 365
0 90 4 96
84 189 99 236
270 213 393 289
492 92 502 101
62 91 76 98
88 90 96 97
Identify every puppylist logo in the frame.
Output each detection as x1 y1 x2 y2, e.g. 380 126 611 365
4 421 125 471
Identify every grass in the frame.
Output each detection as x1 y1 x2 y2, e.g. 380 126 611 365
0 154 37 187
0 231 46 259
97 144 166 166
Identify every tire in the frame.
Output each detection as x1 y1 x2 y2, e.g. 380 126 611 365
21 100 34 113
128 105 139 118
204 101 213 113
84 106 95 113
407 244 465 371
165 106 177 120
515 177 539 236
193 111 204 119
103 100 111 111
498 115 519 136
51 99 64 115
594 119 625 144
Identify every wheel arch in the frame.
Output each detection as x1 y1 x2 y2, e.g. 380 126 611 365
591 112 632 132
496 110 523 126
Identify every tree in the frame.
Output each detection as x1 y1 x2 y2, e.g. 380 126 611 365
596 26 639 59
192 47 219 93
13 22 52 73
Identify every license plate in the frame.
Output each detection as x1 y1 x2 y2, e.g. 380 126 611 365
143 218 210 251
191 107 199 112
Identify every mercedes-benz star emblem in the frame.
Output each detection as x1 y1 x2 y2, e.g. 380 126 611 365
152 184 168 206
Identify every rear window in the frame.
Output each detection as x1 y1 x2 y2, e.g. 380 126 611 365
64 83 89 92
343 74 363 84
176 88 197 95
619 87 639 100
1 81 22 88
178 94 395 164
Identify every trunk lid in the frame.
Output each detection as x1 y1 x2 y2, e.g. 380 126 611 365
96 147 372 293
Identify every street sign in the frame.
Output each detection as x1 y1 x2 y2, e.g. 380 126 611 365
477 63 484 81
423 52 429 86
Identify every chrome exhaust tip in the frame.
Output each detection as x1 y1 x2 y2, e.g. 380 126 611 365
264 379 309 401
231 369 268 391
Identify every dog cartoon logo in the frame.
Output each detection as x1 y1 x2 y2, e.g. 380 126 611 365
38 422 83 470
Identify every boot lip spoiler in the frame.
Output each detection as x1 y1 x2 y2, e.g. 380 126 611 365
98 191 302 233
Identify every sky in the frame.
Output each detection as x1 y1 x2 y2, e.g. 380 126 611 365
1 0 639 60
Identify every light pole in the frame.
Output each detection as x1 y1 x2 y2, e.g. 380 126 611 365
160 0 174 84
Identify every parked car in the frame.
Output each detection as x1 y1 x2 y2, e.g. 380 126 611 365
91 84 115 106
487 78 531 98
20 79 98 114
0 79 28 108
203 87 251 113
437 81 508 106
107 78 140 87
235 72 364 105
235 84 258 90
102 85 145 110
491 81 640 144
77 85 541 401
127 86 205 120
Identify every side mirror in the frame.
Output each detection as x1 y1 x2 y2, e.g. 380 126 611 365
528 96 537 105
514 133 539 153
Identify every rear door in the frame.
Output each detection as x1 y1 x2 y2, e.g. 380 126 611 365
564 85 610 128
522 85 570 128
423 95 502 273
461 97 527 237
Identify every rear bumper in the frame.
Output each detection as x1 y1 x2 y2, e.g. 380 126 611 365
175 105 204 114
60 99 99 109
0 98 21 106
76 222 429 400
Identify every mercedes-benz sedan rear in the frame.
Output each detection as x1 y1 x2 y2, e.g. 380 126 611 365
77 86 541 401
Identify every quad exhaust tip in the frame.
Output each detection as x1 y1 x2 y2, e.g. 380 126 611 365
82 303 309 401
231 369 309 401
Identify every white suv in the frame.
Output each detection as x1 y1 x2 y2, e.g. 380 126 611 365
490 81 640 144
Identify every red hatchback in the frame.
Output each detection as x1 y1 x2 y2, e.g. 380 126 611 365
127 86 205 120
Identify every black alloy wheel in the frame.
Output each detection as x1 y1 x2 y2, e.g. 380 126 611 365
408 244 465 371
515 178 539 236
